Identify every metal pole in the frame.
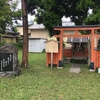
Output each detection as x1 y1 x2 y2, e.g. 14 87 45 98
51 52 53 69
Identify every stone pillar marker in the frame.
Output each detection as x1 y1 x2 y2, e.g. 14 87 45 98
0 44 21 77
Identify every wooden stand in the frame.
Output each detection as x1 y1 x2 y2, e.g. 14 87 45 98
45 40 59 69
51 52 53 69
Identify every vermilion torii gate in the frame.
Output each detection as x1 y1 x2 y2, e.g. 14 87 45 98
52 25 100 70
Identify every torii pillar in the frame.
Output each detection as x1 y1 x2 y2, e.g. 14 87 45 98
90 29 95 70
58 30 63 68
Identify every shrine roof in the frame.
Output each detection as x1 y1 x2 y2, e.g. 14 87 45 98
67 37 88 43
54 25 100 28
54 25 100 31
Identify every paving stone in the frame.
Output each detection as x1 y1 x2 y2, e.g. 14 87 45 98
69 64 81 73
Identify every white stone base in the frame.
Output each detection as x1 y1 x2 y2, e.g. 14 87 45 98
98 68 100 73
89 69 95 72
57 67 63 69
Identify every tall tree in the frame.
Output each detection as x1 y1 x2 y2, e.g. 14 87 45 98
84 0 100 25
27 0 100 36
21 0 29 67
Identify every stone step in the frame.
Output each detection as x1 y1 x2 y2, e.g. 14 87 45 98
69 64 81 73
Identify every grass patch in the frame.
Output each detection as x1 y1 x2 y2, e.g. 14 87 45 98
0 51 100 100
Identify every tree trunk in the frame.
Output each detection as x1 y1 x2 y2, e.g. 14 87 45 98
21 0 29 67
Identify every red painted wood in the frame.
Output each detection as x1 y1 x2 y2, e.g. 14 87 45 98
94 50 100 69
46 25 100 69
63 48 72 57
63 48 88 58
54 26 100 31
46 49 60 67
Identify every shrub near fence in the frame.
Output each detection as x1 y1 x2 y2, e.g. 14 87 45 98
11 41 22 50
0 40 22 50
0 40 6 47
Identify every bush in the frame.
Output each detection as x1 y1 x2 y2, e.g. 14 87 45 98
11 41 23 50
0 40 22 50
42 49 45 53
0 40 6 47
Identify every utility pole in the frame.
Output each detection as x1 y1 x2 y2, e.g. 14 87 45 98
21 0 29 67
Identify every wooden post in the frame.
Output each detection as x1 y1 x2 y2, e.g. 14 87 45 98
51 52 53 69
89 29 95 70
58 30 63 68
88 37 91 66
91 29 95 62
60 30 63 61
46 53 48 67
75 30 78 36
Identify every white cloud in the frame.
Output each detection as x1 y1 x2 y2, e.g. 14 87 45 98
16 1 35 23
62 16 71 22
88 9 92 14
16 0 21 9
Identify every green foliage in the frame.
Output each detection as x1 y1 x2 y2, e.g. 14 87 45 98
12 26 18 32
85 10 100 25
0 40 22 50
11 40 23 50
0 0 21 34
27 0 100 36
0 0 11 33
42 49 45 53
0 40 6 47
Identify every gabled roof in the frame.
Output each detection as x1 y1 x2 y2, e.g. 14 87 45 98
16 21 34 27
54 25 100 28
54 25 100 31
29 24 45 29
6 29 20 35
